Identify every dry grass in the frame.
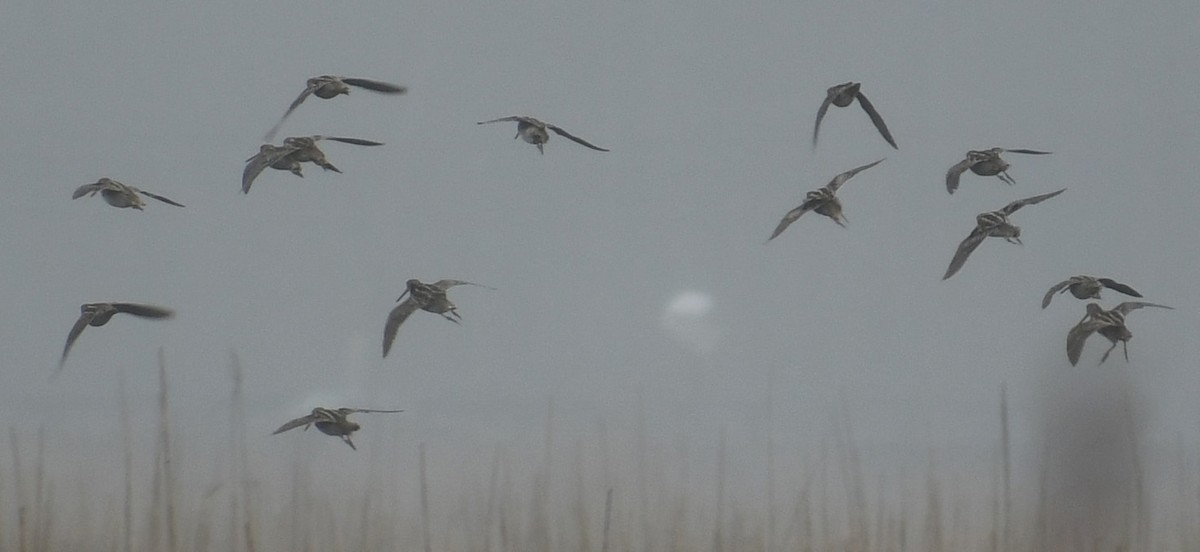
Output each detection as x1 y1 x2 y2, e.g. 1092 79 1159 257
4 354 1198 552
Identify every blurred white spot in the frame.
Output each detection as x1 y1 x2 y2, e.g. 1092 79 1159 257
661 290 721 355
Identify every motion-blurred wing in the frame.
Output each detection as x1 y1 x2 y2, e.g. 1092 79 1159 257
272 414 318 435
854 92 897 149
1041 279 1073 309
827 158 885 193
943 227 988 280
1097 279 1142 299
342 78 407 94
945 159 972 194
1000 188 1066 215
547 124 609 152
811 95 834 148
111 303 174 319
383 299 421 357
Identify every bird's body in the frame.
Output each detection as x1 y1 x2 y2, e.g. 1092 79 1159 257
945 148 1051 194
242 136 383 193
1066 302 1172 365
477 116 608 154
264 75 406 141
766 158 885 242
58 302 174 372
1042 276 1142 309
272 407 402 450
942 188 1066 279
812 82 898 149
383 279 494 357
72 178 184 210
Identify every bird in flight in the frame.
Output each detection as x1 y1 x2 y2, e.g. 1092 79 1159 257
812 82 897 150
765 158 885 242
58 302 174 373
272 407 403 450
383 279 495 357
945 147 1051 194
477 116 609 154
242 135 384 194
1042 275 1142 309
1066 302 1172 365
264 75 406 141
72 178 184 210
942 188 1066 280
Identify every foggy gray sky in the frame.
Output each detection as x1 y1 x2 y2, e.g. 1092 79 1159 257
1 0 1197 497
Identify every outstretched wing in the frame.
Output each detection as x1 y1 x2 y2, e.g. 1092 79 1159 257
264 83 319 142
1112 301 1173 315
342 78 407 94
315 136 385 147
766 202 816 243
383 299 421 357
433 279 494 291
547 124 609 152
854 92 898 149
811 95 834 149
827 158 885 193
111 303 174 319
272 413 318 435
1097 279 1142 299
58 310 96 373
1003 148 1052 155
477 116 525 125
945 158 973 194
1041 279 1074 309
72 182 106 199
1066 319 1105 366
1000 188 1066 216
346 408 404 414
137 190 185 208
943 227 988 280
242 146 295 194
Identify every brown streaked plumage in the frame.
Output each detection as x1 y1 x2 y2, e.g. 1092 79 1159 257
58 302 174 373
812 82 898 150
765 158 885 242
383 279 495 357
242 136 384 194
272 407 403 450
1066 302 1172 366
477 116 609 154
264 75 406 141
942 188 1066 280
945 148 1052 194
72 178 184 210
1042 276 1143 309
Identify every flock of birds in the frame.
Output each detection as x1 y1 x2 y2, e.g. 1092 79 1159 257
57 76 1172 450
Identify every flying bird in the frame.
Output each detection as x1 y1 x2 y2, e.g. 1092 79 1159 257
58 302 174 373
477 116 609 154
264 75 406 141
1066 302 1172 365
765 158 885 242
242 135 384 194
383 279 495 357
945 148 1052 194
72 178 184 210
272 407 403 450
942 188 1066 280
812 82 898 150
1042 276 1143 309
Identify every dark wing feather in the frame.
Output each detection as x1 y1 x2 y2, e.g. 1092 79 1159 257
547 125 609 152
1112 301 1173 315
383 299 421 357
433 279 494 291
945 159 973 194
1004 149 1052 155
854 92 898 149
242 147 294 194
811 95 834 148
346 408 404 414
264 85 317 142
341 78 407 94
138 190 185 208
58 311 96 373
1041 279 1073 309
1000 188 1066 216
319 136 385 147
943 227 988 280
1097 279 1142 298
111 303 175 319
